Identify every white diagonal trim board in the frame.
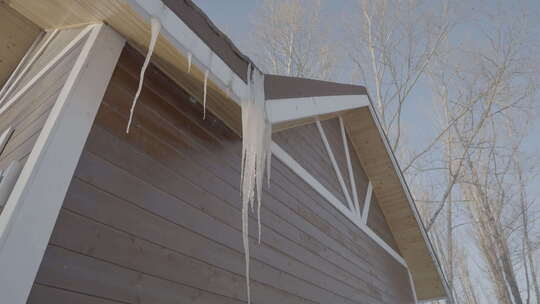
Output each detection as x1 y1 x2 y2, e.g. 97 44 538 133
271 141 407 267
408 269 419 304
0 27 93 115
339 116 360 217
316 119 353 210
272 142 351 218
0 24 125 304
0 30 58 105
361 181 373 225
267 94 370 124
0 31 43 102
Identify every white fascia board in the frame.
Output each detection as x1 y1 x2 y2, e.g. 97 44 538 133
0 24 125 304
125 0 246 104
267 94 370 124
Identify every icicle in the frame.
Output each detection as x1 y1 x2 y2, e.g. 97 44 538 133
203 70 209 119
240 65 272 304
126 17 161 134
187 53 192 73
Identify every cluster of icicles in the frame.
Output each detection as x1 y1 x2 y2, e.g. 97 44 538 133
126 17 271 304
240 65 272 304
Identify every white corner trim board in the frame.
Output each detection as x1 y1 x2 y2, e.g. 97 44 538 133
0 24 125 304
267 94 370 124
271 141 407 267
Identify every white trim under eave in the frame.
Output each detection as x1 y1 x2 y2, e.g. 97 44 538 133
124 0 247 104
271 141 407 268
0 24 125 304
267 94 370 124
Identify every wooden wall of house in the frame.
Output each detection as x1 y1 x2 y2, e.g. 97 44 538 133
28 46 415 304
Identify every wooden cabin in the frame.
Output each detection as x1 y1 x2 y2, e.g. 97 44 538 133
0 1 450 303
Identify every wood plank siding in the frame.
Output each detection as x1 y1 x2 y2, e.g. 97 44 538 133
28 46 415 304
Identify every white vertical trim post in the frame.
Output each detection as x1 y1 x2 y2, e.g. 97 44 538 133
339 116 360 217
0 24 125 304
316 119 353 210
361 181 373 225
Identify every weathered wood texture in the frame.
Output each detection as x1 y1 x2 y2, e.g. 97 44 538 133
0 29 84 171
29 47 415 304
0 4 41 88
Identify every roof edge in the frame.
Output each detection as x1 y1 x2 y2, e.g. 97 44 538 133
265 75 367 100
362 94 452 301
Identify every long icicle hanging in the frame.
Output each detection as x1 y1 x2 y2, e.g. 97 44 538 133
240 65 272 304
126 17 161 133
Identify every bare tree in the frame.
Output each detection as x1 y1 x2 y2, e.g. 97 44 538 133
418 4 540 303
348 0 453 151
248 0 336 79
514 154 540 304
